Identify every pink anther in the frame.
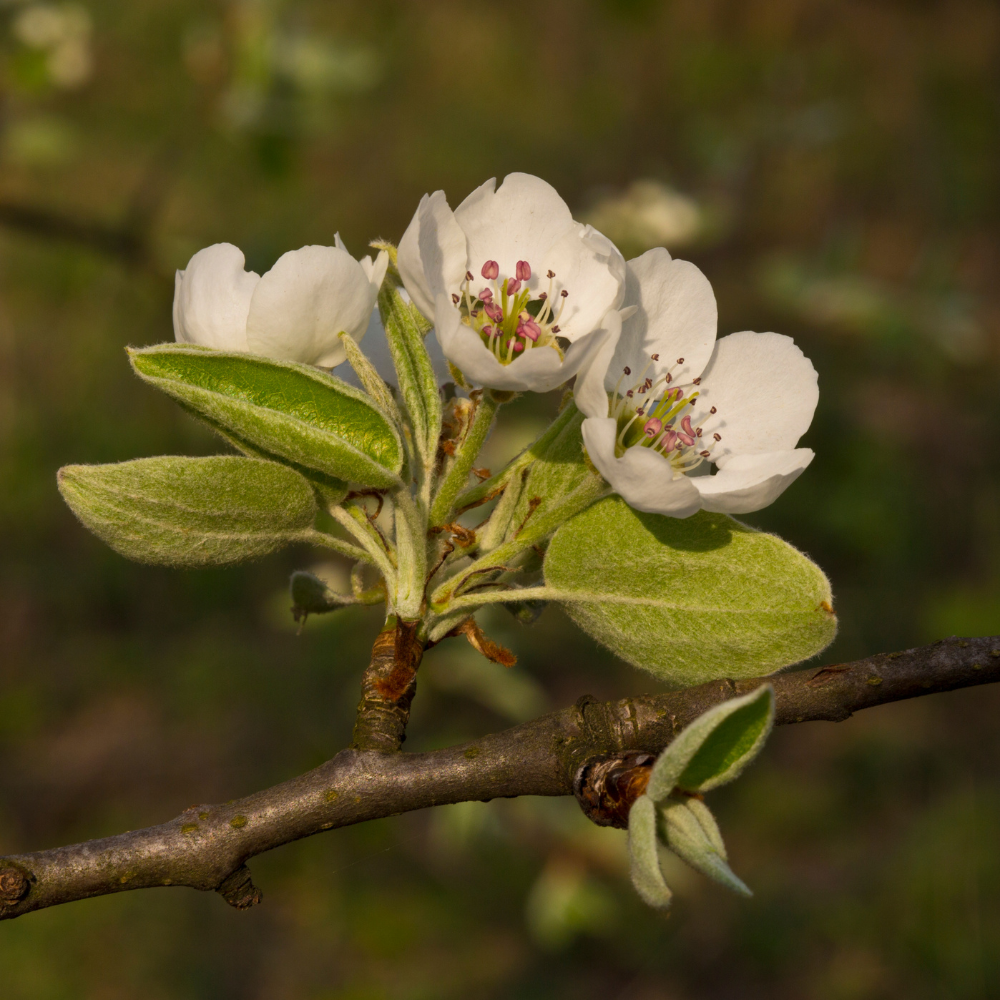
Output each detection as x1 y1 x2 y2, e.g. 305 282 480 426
516 260 531 281
506 278 522 295
484 301 503 321
681 416 695 437
517 314 542 342
479 288 493 302
481 260 499 280
643 418 663 438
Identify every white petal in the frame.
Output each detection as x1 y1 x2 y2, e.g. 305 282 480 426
540 223 626 342
397 190 468 318
581 417 701 517
574 310 623 418
453 174 577 282
245 245 377 368
691 331 819 460
434 296 598 392
360 249 389 292
692 449 814 513
607 248 717 390
172 243 258 352
333 305 451 389
333 232 348 253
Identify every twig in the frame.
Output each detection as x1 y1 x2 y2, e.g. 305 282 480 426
0 635 997 922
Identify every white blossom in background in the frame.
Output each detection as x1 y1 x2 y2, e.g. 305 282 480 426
584 179 704 251
397 172 627 392
11 3 93 89
172 238 388 369
576 247 818 517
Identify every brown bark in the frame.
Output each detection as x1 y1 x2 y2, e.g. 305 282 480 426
350 616 425 751
0 634 997 922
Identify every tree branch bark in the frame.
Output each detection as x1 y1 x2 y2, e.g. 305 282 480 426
1 634 997 922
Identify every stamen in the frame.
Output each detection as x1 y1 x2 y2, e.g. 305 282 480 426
516 260 531 281
482 260 499 280
507 278 521 295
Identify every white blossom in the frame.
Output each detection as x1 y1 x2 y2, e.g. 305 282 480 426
576 247 818 517
397 172 626 391
172 237 388 369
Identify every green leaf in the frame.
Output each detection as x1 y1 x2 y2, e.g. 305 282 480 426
660 798 751 897
627 795 673 910
504 404 593 543
129 345 402 489
378 285 442 464
543 497 837 686
58 455 319 567
646 686 775 801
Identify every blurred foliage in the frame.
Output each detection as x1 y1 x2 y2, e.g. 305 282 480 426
1 0 999 996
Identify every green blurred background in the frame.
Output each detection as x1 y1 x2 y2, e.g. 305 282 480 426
1 1 999 996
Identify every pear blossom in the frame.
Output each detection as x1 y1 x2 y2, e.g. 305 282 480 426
172 236 388 369
397 172 627 392
576 247 818 517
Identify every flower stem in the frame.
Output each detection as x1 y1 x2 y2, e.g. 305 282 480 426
429 392 499 527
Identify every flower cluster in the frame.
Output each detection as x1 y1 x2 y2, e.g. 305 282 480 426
173 173 818 518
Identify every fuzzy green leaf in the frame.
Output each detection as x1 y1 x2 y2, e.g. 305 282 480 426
543 497 836 686
660 798 751 897
646 686 775 801
129 345 402 488
627 795 673 910
504 404 593 543
58 456 318 567
378 285 442 464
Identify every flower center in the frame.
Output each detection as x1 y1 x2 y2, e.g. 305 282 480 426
454 259 569 365
610 355 722 477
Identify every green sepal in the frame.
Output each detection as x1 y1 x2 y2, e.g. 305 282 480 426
377 285 442 464
58 455 319 567
129 345 402 489
646 685 775 801
543 497 837 686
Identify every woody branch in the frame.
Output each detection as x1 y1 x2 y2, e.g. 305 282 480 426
0 634 997 922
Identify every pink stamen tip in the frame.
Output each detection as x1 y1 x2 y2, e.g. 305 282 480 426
560 289 568 297
643 418 663 438
513 341 524 352
466 271 474 281
713 433 722 442
693 377 701 385
678 432 695 446
481 260 499 280
677 357 685 364
538 292 547 300
482 325 493 336
516 260 531 281
681 416 694 436
506 278 522 295
674 389 684 400
626 390 634 398
546 269 555 279
623 367 631 375
651 354 659 361
662 430 678 451
517 315 542 341
451 293 460 304
479 288 493 301
700 450 710 457
710 406 717 414
552 325 560 333
484 301 503 321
